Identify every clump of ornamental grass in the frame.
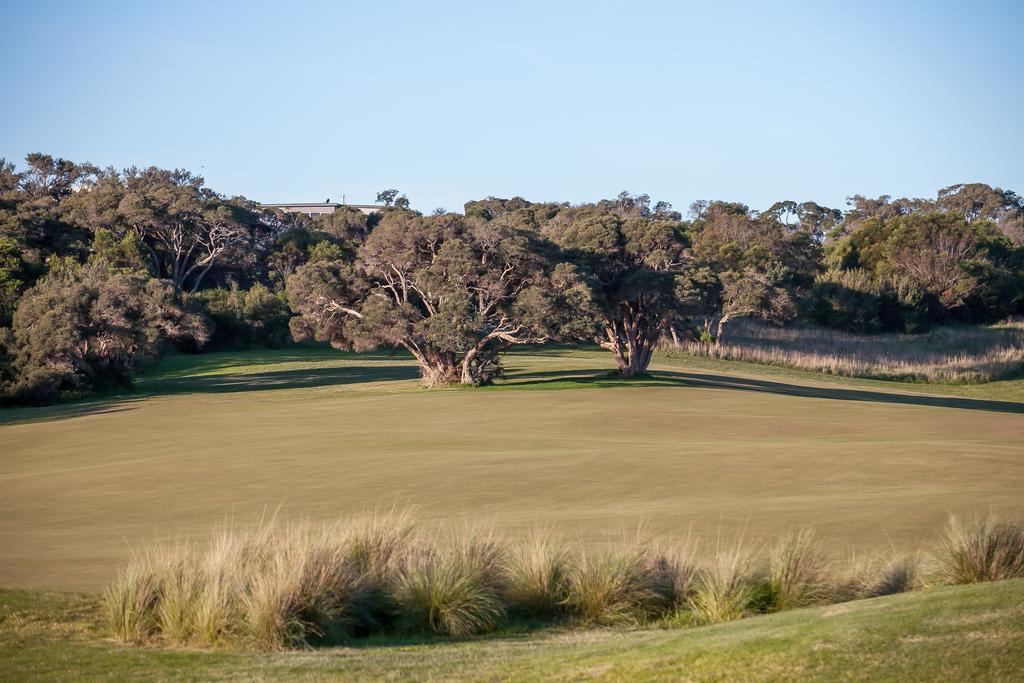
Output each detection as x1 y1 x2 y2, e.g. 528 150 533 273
688 538 758 624
103 550 166 644
341 509 418 633
562 529 684 626
932 513 1024 585
153 547 204 644
240 523 366 649
833 553 921 601
104 519 386 650
767 528 829 611
392 528 507 636
503 530 571 619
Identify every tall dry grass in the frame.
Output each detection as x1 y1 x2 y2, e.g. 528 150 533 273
668 319 1024 383
833 554 921 601
104 510 1024 650
503 530 570 619
687 537 758 624
394 527 507 636
932 513 1024 585
768 529 829 611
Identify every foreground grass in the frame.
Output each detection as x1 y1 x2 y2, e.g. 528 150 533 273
1 580 1022 681
1 347 1022 591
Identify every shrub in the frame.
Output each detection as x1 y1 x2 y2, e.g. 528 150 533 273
191 283 291 349
807 268 928 334
7 260 208 403
932 513 1024 585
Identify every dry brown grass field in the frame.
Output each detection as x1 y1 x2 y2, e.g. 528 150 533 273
1 347 1022 592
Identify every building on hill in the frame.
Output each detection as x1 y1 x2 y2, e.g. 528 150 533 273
260 201 383 218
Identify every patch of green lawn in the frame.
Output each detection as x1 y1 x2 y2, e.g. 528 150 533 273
1 580 1021 681
0 347 1022 591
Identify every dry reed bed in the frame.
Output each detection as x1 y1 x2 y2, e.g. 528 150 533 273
105 511 1024 650
669 321 1024 383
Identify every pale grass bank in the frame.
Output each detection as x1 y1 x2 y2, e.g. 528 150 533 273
669 319 1024 383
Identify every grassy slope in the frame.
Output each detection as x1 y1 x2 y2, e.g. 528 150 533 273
1 580 1022 681
1 347 1022 591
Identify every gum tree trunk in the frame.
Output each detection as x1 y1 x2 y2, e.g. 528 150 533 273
602 316 661 378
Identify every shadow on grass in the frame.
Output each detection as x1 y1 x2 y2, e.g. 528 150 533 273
136 364 421 397
0 364 422 426
501 368 1024 414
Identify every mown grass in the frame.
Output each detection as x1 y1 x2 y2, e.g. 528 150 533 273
1 579 1022 681
1 347 1022 591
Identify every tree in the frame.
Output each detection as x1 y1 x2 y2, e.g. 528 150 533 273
541 195 690 376
764 200 842 240
826 209 1020 322
0 154 96 272
686 200 817 342
6 260 209 403
715 269 796 342
936 183 1024 245
0 237 25 327
63 167 260 294
287 211 590 386
375 189 400 206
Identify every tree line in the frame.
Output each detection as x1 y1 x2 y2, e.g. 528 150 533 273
1 153 1022 402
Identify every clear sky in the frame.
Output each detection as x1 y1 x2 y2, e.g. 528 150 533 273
2 1 1022 214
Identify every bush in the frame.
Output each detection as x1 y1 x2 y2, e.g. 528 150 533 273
932 513 1024 585
807 269 928 334
6 260 208 404
191 283 291 349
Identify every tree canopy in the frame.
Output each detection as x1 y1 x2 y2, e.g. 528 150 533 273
1 151 1023 402
287 210 591 385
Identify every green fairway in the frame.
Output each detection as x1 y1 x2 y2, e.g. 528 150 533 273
1 579 1021 681
1 348 1022 591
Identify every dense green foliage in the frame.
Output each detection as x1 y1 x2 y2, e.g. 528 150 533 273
1 152 1022 401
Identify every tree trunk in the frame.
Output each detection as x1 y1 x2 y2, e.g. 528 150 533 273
605 319 659 377
420 359 460 387
715 313 731 346
460 348 478 385
669 325 681 347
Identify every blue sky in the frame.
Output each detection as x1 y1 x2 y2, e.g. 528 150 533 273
2 1 1022 213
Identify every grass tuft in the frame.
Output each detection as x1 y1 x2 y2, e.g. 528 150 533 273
563 538 664 626
503 530 570 619
393 537 506 636
688 538 757 624
768 528 828 611
933 512 1024 585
